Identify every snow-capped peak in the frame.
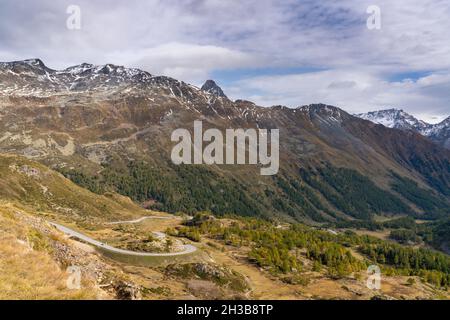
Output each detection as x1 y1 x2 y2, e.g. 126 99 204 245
201 80 227 98
356 108 430 132
356 108 450 149
0 59 155 95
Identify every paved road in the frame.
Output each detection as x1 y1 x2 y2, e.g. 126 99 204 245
49 222 197 257
106 216 183 240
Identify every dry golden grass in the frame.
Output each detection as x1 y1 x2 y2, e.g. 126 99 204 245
0 205 99 300
353 229 390 240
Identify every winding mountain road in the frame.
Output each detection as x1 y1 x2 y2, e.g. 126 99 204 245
49 220 197 257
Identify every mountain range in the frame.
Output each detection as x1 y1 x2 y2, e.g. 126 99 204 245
357 109 450 149
0 59 449 226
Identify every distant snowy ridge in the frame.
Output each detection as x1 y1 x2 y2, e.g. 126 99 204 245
356 108 450 149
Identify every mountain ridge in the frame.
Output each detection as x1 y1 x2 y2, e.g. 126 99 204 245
357 108 450 149
0 59 449 224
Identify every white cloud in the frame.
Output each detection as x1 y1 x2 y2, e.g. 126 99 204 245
106 42 263 84
229 68 450 122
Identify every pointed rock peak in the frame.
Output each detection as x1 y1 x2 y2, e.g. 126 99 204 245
201 79 227 98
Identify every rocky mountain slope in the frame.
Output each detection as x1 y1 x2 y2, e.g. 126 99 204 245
200 79 228 98
426 117 450 150
0 153 150 223
357 109 450 149
0 59 449 224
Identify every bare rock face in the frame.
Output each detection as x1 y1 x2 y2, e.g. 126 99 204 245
193 263 226 278
18 165 40 177
201 79 228 98
165 263 250 299
114 280 142 300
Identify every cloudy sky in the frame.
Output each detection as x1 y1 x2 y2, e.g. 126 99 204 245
1 0 449 122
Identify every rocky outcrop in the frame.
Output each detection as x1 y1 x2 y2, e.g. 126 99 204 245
113 280 142 300
201 79 228 98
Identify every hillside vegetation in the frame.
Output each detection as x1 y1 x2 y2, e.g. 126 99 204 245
0 154 150 223
178 214 450 289
0 203 101 299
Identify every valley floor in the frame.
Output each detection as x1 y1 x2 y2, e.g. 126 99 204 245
1 201 448 300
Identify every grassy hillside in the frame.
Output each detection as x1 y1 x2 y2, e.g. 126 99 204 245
0 153 150 223
0 203 101 299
